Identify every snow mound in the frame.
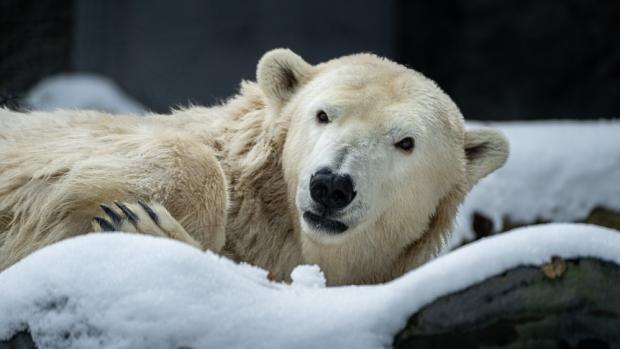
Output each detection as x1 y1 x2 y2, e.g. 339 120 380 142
25 74 146 115
1 224 620 348
448 120 620 249
291 265 326 288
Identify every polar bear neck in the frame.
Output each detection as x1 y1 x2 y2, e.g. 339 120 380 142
187 82 304 280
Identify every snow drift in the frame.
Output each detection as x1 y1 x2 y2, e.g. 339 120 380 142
1 224 619 349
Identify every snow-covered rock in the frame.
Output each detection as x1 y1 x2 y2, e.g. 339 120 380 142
1 224 619 348
448 120 620 250
25 74 146 115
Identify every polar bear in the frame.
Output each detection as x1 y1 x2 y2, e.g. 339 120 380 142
0 49 508 285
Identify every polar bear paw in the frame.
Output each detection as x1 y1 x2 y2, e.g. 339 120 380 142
92 201 201 249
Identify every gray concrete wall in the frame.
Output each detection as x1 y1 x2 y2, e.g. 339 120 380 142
74 0 398 112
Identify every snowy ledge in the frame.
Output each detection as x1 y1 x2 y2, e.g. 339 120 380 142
449 120 620 250
1 224 619 348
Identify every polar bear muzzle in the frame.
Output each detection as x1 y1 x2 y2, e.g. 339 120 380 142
302 168 357 233
309 168 356 211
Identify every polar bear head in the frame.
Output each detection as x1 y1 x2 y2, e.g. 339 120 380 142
257 49 508 284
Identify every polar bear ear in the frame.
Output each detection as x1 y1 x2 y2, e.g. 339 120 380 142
464 128 509 188
257 48 313 109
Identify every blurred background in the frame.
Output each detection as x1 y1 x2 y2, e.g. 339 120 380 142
1 0 619 119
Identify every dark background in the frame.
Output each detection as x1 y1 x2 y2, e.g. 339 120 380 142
1 0 619 119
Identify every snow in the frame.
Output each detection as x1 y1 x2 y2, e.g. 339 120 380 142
290 265 327 288
447 120 620 250
25 74 146 115
1 223 619 349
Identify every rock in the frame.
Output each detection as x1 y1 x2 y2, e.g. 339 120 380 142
504 207 620 232
393 258 620 348
469 207 620 247
0 330 36 349
471 211 494 240
584 207 620 231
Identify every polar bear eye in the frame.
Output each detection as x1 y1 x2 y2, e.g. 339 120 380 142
395 137 415 153
316 110 330 124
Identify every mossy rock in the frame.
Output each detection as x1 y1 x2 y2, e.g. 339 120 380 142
394 258 620 349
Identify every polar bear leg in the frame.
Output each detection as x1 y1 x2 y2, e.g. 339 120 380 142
0 125 227 271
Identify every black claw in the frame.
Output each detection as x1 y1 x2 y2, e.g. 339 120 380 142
114 201 138 225
100 204 122 225
138 200 160 225
94 217 115 232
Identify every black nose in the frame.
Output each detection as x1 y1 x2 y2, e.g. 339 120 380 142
309 168 356 210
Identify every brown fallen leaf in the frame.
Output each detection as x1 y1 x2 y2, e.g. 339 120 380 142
542 256 566 279
267 271 277 281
